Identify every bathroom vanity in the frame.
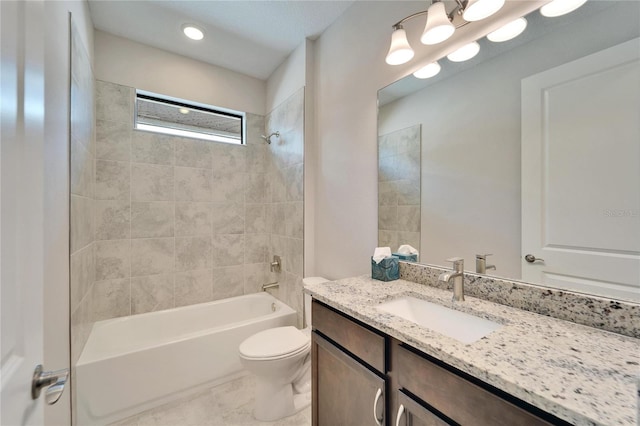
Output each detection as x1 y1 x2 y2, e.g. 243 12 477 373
306 271 639 426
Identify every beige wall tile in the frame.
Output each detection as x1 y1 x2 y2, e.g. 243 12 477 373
212 234 244 267
131 238 174 277
175 167 212 202
212 266 244 300
285 202 304 239
95 240 130 281
245 204 267 234
245 113 265 146
378 230 398 253
96 80 132 124
91 278 131 321
243 263 268 294
71 136 94 198
245 172 267 203
285 164 303 202
396 180 420 206
378 181 398 206
175 202 212 237
286 238 303 277
211 203 244 234
95 200 130 240
246 145 266 173
131 274 174 314
175 138 212 169
176 236 212 271
245 234 268 264
268 203 286 236
212 143 246 176
131 163 174 202
70 244 94 312
378 205 397 231
131 130 174 165
397 205 420 232
131 202 174 238
70 195 93 253
96 119 131 161
96 160 130 200
175 269 212 307
211 174 244 204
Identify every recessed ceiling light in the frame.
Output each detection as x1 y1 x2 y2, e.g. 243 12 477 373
487 17 528 42
447 42 480 62
413 62 441 79
182 24 204 41
179 107 190 114
540 0 588 17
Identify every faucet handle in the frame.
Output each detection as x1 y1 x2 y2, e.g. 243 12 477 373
446 257 464 263
476 253 493 260
445 257 464 271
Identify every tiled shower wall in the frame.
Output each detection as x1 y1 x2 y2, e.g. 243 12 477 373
265 89 305 326
90 79 272 319
378 125 421 253
70 22 96 367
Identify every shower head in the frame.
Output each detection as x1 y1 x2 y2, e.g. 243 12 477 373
261 131 280 144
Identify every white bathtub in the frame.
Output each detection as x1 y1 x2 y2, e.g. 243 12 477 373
75 292 297 425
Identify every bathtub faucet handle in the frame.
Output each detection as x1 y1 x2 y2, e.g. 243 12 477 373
270 255 281 273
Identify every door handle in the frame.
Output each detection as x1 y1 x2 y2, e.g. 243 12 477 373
32 364 69 405
395 403 406 426
373 387 384 426
524 254 544 263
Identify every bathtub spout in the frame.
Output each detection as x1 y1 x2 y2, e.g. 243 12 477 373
261 282 279 291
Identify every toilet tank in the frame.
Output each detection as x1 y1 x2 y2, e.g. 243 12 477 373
302 277 329 328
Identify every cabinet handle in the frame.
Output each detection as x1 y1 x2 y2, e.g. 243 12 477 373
373 387 384 426
395 404 405 426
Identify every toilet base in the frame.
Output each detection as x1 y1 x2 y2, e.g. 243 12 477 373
253 380 311 421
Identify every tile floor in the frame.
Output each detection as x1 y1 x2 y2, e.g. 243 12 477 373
111 375 311 426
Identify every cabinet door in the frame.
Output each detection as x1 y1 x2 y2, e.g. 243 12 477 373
313 332 386 426
393 391 452 426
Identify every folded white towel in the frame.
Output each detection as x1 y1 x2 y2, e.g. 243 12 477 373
372 247 392 264
397 244 419 255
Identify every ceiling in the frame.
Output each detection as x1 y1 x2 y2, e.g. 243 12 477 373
88 0 355 80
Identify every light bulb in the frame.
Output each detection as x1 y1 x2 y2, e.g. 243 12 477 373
182 25 204 41
540 0 588 17
385 27 415 65
487 17 528 42
463 0 506 22
447 41 480 62
413 62 441 79
421 2 455 45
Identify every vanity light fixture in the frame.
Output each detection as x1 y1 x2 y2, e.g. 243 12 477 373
385 0 504 66
182 24 204 41
386 25 415 65
462 0 506 22
413 61 441 79
540 0 588 17
421 2 455 45
447 41 480 62
487 17 527 42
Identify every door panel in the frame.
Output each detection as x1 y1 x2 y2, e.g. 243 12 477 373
521 38 640 301
1 0 46 424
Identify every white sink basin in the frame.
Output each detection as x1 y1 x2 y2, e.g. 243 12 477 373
376 296 502 344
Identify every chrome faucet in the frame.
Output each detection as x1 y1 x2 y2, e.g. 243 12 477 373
475 254 496 274
438 257 465 301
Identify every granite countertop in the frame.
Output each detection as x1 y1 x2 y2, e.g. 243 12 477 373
304 275 640 426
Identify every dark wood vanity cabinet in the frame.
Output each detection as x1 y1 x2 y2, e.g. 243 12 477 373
312 301 387 426
312 299 567 426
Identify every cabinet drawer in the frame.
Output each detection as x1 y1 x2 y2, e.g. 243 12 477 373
396 345 552 426
312 300 385 373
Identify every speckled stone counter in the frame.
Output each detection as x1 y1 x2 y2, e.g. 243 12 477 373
304 276 640 426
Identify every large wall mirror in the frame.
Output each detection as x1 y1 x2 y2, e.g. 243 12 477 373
378 1 639 302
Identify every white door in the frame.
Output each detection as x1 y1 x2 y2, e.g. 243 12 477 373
1 1 67 424
521 38 640 302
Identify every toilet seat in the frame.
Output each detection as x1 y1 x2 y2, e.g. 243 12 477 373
239 326 310 361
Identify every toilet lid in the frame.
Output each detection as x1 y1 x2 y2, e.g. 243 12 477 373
239 326 309 359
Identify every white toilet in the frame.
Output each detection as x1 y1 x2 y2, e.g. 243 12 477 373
238 277 328 421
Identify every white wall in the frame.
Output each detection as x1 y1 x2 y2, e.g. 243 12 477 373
43 1 94 424
266 40 306 113
94 30 266 115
